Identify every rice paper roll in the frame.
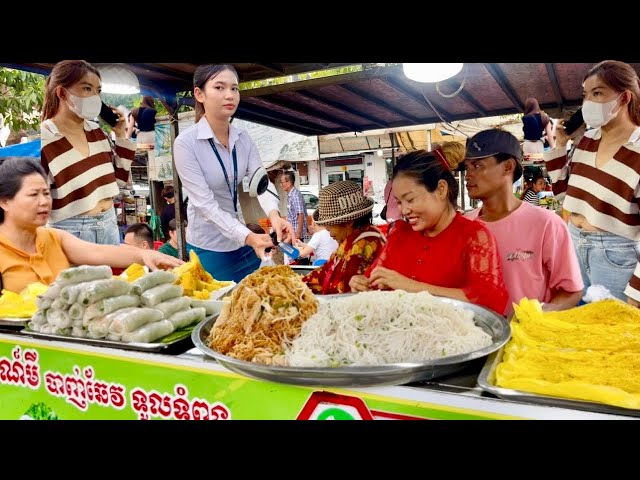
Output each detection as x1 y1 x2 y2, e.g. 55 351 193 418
86 315 114 338
50 297 67 311
42 282 62 300
30 310 48 326
83 294 140 325
168 307 206 330
27 321 41 332
71 326 87 338
35 296 53 310
71 319 83 329
189 299 222 315
76 279 131 306
140 284 183 307
107 307 164 335
52 327 71 336
153 296 191 318
131 271 178 295
122 319 175 343
105 333 122 342
56 265 112 286
48 310 72 329
68 303 86 320
40 324 54 334
60 283 87 305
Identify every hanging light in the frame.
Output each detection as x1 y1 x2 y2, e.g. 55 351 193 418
376 137 383 156
402 63 463 83
97 64 140 94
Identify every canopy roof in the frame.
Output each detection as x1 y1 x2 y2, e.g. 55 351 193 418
5 62 637 136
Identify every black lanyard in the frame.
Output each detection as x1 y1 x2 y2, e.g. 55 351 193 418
208 138 238 212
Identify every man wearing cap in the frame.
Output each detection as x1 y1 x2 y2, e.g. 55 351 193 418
302 181 386 294
463 128 583 315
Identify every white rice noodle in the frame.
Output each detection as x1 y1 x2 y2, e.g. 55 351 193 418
285 290 492 367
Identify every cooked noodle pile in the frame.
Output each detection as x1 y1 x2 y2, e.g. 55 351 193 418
284 290 492 367
207 265 318 364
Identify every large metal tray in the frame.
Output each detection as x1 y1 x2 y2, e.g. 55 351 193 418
0 317 29 329
288 265 319 276
18 317 209 355
192 297 511 387
477 347 640 418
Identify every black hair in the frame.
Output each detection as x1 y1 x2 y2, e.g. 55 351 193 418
282 171 296 185
494 153 523 182
353 212 373 229
193 64 239 123
125 222 154 247
392 150 459 206
0 157 48 224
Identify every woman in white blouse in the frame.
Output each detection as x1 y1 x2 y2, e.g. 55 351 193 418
173 64 294 282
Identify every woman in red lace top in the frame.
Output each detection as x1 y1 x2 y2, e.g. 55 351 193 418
350 144 508 315
302 181 386 294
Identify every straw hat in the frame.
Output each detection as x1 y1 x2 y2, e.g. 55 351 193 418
313 181 374 226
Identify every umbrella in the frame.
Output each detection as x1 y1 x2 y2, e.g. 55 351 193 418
0 139 41 158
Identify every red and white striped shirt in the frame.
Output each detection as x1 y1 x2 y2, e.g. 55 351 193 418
544 126 640 299
40 119 135 223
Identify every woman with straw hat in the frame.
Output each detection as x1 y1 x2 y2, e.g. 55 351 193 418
302 181 386 295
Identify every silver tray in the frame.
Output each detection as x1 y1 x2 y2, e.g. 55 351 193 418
0 317 29 329
18 317 209 355
288 265 318 276
192 297 511 387
477 347 640 418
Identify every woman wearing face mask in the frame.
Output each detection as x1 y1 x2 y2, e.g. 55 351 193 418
545 60 640 305
40 60 136 245
172 64 294 283
349 143 509 315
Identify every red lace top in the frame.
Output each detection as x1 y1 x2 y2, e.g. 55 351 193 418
366 213 508 314
303 224 386 295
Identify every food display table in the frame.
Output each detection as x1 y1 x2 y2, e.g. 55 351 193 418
0 332 631 420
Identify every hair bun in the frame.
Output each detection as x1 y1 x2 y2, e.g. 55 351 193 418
439 141 466 170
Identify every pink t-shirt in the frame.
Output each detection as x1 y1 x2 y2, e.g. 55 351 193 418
465 202 583 315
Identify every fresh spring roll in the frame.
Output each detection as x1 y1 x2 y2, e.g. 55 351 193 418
189 299 222 315
83 294 140 325
42 282 62 300
39 324 54 334
86 315 113 338
107 307 164 335
48 310 72 329
71 326 87 338
105 333 122 342
71 319 83 329
30 309 48 326
121 319 175 343
52 327 71 336
60 283 88 305
168 307 207 330
140 284 183 307
56 265 113 286
153 296 191 318
35 296 53 310
131 270 178 295
27 321 42 332
68 303 86 320
76 279 131 306
50 297 67 311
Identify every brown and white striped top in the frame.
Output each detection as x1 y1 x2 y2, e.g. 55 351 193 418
544 126 640 300
40 119 135 223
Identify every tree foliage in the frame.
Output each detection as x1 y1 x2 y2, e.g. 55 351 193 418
0 68 45 132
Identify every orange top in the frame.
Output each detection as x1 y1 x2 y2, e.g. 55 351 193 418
0 228 70 293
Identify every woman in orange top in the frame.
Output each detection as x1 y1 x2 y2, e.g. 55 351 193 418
0 157 183 293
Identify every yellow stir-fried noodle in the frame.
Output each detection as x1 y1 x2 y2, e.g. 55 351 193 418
496 298 640 409
207 265 318 365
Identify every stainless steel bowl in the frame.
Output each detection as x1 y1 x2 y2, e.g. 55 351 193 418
191 296 510 388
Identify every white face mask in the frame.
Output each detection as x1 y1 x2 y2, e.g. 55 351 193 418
64 89 102 121
582 92 624 128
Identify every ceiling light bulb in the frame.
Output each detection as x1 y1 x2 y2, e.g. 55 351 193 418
402 63 463 83
97 64 140 94
377 149 383 157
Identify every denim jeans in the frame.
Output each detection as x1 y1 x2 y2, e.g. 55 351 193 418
186 243 260 283
569 222 640 301
50 207 121 246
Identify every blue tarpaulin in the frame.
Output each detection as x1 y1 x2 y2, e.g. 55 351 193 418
0 139 41 158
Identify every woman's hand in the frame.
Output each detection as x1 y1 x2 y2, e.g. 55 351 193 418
627 297 640 308
369 266 417 291
349 274 372 292
140 249 185 271
112 108 127 139
269 213 294 244
246 232 276 259
295 239 308 249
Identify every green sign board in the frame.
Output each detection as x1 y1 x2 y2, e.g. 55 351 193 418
0 338 515 420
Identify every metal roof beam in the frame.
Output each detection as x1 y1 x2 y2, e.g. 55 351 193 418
483 63 524 112
254 63 286 76
545 63 565 108
383 77 454 118
297 90 389 129
338 84 421 124
235 104 330 135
